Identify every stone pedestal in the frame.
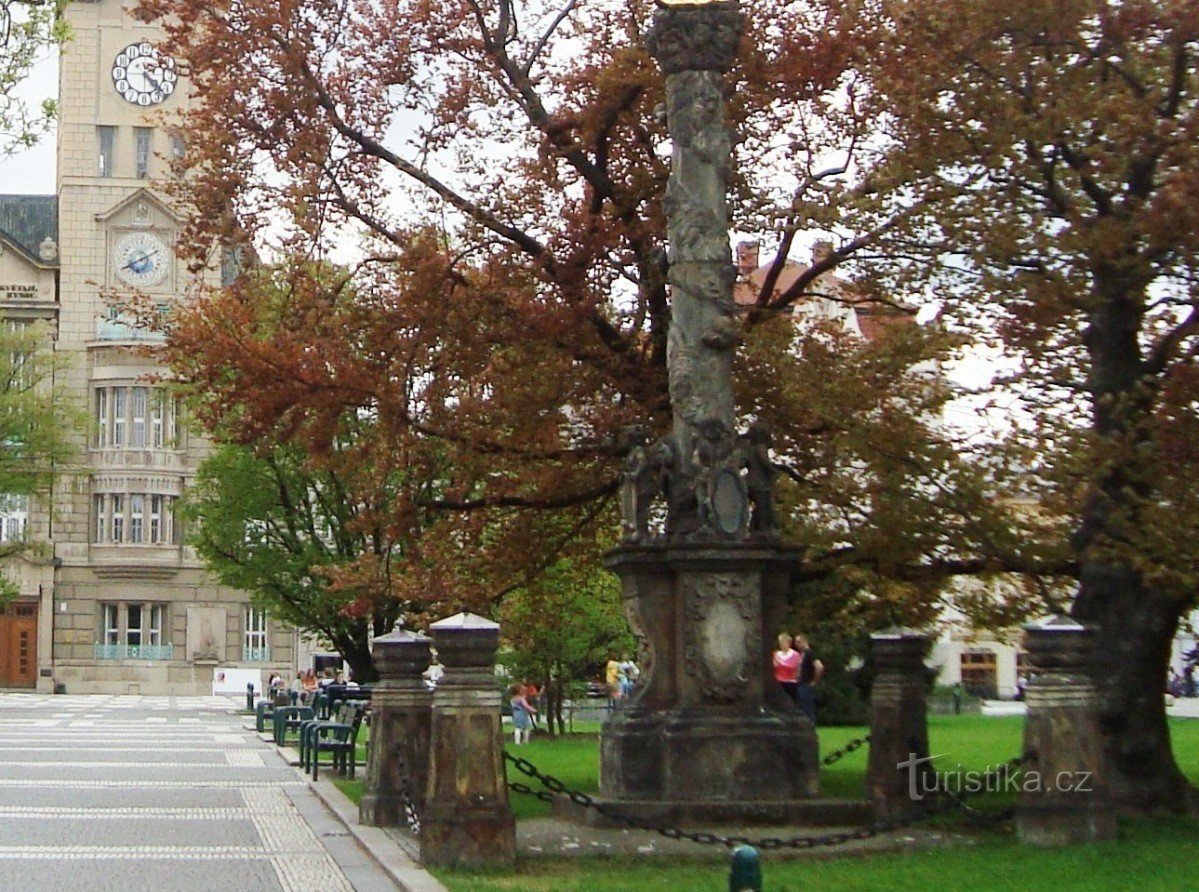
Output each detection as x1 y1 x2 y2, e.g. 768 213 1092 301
866 629 932 821
1017 616 1116 846
419 613 516 869
599 544 819 819
359 623 432 828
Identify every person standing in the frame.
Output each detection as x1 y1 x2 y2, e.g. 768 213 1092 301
772 633 800 704
509 684 537 745
793 633 824 724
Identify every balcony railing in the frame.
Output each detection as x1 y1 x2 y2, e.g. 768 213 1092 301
93 643 175 661
95 319 165 342
242 645 271 662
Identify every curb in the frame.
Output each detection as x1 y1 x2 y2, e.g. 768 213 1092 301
307 770 448 892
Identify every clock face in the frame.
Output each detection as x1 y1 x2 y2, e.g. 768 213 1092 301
114 232 170 288
112 42 178 107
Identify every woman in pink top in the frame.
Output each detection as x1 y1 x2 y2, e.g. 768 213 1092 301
772 632 800 703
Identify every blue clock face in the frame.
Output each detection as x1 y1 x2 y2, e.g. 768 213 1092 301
114 232 170 288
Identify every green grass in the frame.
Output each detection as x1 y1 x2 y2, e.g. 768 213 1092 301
427 717 1199 891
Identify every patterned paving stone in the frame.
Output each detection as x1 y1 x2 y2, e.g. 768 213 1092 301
0 693 394 891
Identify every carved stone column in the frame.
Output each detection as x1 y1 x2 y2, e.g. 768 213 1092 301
866 629 932 821
419 613 516 869
359 622 432 828
1017 616 1116 846
646 0 744 536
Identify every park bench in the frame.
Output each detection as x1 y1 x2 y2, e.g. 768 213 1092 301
273 705 315 747
297 700 354 770
303 702 366 780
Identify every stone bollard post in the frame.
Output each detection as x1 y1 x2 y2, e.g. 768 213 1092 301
419 612 516 868
866 628 932 821
1017 616 1116 846
360 621 432 828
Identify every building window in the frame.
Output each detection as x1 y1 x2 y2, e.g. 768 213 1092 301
110 494 124 542
135 127 152 178
95 388 108 447
0 493 28 543
151 392 177 448
98 126 116 177
960 650 998 698
244 606 269 661
95 602 171 660
102 603 119 646
112 387 127 446
131 387 147 447
129 493 144 543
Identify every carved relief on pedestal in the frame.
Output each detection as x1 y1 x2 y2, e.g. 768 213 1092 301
682 572 757 701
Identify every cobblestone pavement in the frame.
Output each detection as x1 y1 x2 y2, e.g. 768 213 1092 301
0 693 399 892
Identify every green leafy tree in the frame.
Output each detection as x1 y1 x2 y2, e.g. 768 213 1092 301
183 442 408 681
0 320 74 600
0 0 66 155
499 555 633 736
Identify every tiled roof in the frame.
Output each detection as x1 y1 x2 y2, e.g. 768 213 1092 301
0 194 58 266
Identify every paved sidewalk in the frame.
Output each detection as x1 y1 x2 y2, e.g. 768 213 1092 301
0 692 404 892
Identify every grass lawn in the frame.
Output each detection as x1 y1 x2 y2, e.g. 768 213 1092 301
426 716 1199 891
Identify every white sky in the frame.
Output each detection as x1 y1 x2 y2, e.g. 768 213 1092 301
0 50 57 194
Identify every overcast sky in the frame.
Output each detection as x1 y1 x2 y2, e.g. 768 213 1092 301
0 51 57 195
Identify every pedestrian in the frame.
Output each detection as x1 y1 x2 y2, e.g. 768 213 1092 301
772 632 800 704
793 633 824 724
509 684 537 745
618 654 639 698
606 653 622 703
289 672 304 704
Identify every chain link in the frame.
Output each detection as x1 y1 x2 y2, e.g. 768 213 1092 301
821 734 871 766
503 749 1024 851
395 751 422 835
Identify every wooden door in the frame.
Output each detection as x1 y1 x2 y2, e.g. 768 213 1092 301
0 607 37 688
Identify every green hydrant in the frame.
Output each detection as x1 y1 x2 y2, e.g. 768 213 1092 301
729 844 762 892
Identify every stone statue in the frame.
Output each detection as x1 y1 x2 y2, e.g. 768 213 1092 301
739 421 777 536
620 425 661 542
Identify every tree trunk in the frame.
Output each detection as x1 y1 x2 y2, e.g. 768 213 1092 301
329 629 378 684
1073 562 1192 813
1069 268 1196 813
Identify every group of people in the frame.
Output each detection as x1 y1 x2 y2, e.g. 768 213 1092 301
772 632 823 724
605 653 640 702
269 668 355 705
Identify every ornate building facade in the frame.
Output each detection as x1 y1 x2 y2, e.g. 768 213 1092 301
0 0 293 693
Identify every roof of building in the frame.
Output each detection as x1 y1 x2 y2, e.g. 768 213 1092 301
0 194 58 267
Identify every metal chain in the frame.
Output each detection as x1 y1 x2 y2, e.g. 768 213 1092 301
395 751 421 835
503 750 1021 851
821 735 871 767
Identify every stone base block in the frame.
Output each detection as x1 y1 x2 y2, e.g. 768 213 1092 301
554 796 874 828
600 708 819 808
1017 802 1117 847
419 809 516 869
359 793 405 829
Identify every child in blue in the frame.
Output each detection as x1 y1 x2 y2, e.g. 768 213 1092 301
509 684 537 745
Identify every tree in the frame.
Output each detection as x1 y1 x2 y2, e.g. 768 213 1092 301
0 321 75 599
184 441 406 681
0 0 66 155
845 0 1199 811
498 553 633 736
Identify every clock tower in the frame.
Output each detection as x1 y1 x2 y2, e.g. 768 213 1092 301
42 0 293 693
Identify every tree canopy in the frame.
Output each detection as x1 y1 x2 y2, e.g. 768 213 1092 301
141 0 1199 811
0 0 65 155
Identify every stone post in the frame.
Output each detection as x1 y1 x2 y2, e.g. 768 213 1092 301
866 628 932 821
359 622 432 828
419 612 516 869
1017 616 1116 846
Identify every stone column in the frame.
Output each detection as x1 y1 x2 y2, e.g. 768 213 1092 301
866 629 932 821
419 612 516 869
359 622 432 828
1017 616 1116 846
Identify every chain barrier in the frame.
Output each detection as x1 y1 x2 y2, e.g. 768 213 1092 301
821 735 870 766
504 747 1029 851
395 751 421 835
